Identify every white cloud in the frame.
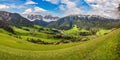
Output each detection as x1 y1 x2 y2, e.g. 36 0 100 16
85 0 120 18
85 0 95 2
23 8 32 14
59 5 66 11
34 7 46 12
25 0 38 5
91 4 102 10
43 0 60 4
60 0 82 16
9 4 26 9
23 7 47 14
0 4 9 10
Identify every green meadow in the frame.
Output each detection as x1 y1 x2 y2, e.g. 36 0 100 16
0 26 119 60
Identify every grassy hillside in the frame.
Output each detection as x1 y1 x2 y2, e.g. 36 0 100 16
63 25 80 35
13 27 62 43
0 28 119 60
0 28 10 34
96 29 111 36
63 25 89 35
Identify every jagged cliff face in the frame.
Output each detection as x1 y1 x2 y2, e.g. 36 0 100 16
27 14 59 22
27 15 43 20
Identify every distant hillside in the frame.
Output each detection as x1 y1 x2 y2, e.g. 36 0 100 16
0 11 33 27
47 15 120 30
33 20 51 27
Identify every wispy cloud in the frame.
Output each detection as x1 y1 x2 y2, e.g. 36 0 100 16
23 8 32 14
34 7 46 12
44 0 83 16
25 0 38 5
85 0 120 18
43 0 60 4
23 7 47 14
60 0 82 16
0 4 9 10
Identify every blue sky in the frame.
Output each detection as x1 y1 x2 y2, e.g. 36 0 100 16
0 0 119 18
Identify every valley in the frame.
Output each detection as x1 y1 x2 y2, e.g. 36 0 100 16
0 2 119 60
0 27 120 60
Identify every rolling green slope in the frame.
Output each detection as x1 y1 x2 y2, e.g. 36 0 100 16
96 29 111 36
63 25 89 35
63 25 80 35
0 28 120 60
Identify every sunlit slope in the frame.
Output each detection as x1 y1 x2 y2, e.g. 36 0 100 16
0 33 80 51
0 29 120 60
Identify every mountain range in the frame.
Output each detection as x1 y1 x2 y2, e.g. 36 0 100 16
27 14 59 22
47 15 120 30
0 11 120 30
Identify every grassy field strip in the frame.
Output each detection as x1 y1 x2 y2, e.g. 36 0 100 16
0 33 81 51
